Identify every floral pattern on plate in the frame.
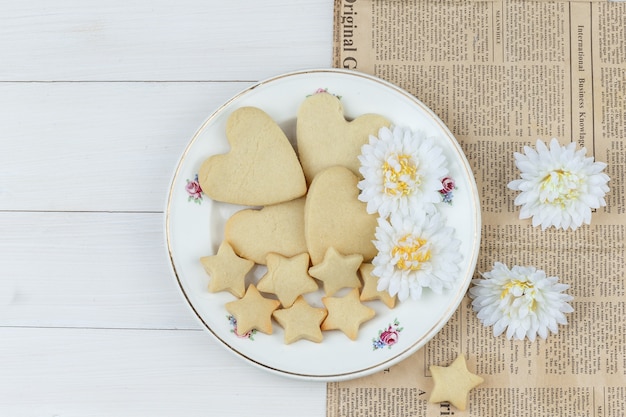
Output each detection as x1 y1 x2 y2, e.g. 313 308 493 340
372 318 403 350
307 87 341 100
439 176 456 204
185 174 203 204
228 315 257 340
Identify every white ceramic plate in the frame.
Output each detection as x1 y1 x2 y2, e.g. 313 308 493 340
165 69 480 381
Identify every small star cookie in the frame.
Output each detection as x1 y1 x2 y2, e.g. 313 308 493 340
308 247 362 296
200 241 254 298
359 263 397 308
225 284 280 335
321 288 375 340
272 296 327 344
429 354 484 411
257 252 319 307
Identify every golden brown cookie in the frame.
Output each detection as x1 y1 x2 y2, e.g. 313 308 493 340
304 166 378 265
296 92 390 183
198 106 307 206
225 284 280 335
359 263 397 309
272 296 328 344
256 252 319 307
321 288 375 340
429 354 484 411
308 247 362 296
200 241 254 298
225 197 307 265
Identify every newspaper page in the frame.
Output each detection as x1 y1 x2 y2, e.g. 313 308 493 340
329 0 626 416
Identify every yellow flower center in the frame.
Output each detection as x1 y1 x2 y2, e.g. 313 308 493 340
501 280 537 311
539 169 582 207
383 154 419 196
392 234 431 271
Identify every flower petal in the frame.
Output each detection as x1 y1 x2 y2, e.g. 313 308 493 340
508 138 610 230
469 262 574 342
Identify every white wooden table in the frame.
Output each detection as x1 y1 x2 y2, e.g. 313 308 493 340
0 1 333 415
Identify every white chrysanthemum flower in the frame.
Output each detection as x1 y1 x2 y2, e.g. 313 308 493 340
372 211 462 301
469 262 574 341
508 138 610 231
358 126 448 218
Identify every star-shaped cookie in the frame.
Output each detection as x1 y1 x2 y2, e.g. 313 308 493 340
257 252 319 307
308 247 362 296
321 288 375 340
200 241 254 298
359 263 397 309
429 354 484 411
272 296 328 344
225 284 280 335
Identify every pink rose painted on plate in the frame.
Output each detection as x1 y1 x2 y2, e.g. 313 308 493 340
228 315 256 340
307 88 342 100
439 176 456 204
373 319 403 350
185 174 203 204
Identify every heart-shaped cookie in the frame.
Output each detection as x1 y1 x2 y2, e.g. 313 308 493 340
225 197 307 265
199 106 307 206
296 92 390 184
305 166 378 265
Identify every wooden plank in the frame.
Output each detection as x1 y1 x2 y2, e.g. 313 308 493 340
0 327 327 416
0 0 333 81
0 81 250 212
0 211 201 330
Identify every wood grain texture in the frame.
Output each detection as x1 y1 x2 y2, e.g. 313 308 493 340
0 82 249 212
0 0 334 81
0 327 326 416
0 0 334 414
0 211 200 329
